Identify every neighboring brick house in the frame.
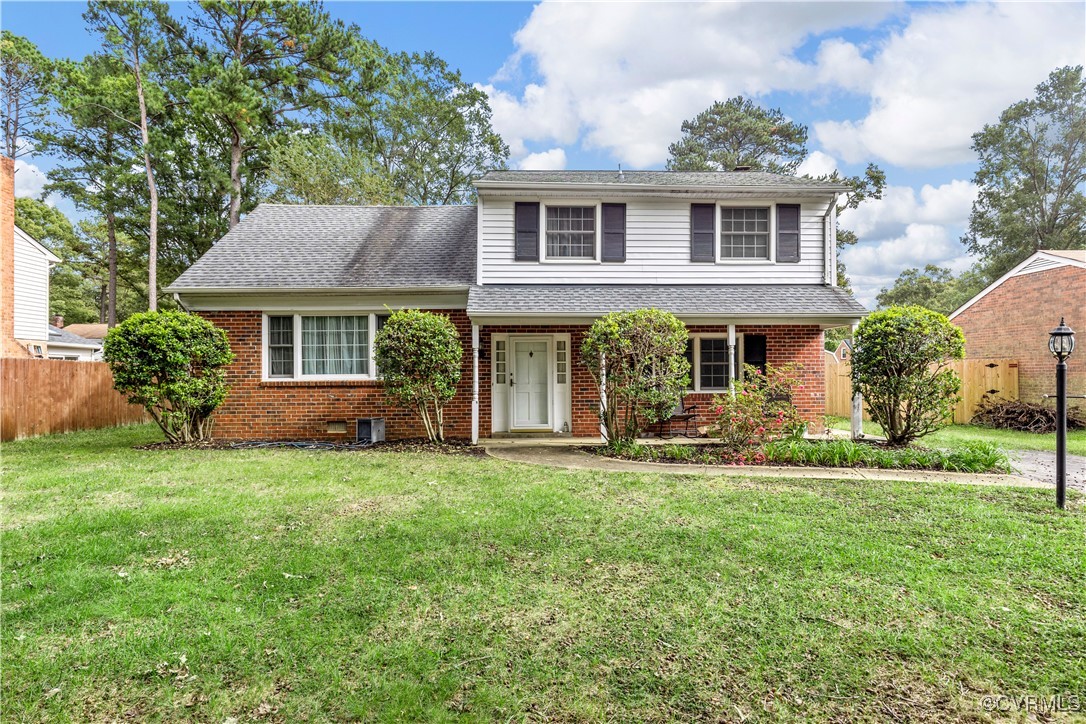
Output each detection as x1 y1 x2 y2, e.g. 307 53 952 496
950 249 1085 408
167 170 867 441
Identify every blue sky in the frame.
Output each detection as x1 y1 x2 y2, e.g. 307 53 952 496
4 1 1084 305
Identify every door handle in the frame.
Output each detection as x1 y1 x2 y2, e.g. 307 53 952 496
509 375 514 387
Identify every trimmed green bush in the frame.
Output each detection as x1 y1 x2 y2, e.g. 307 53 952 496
851 306 965 445
581 309 690 443
373 309 462 442
103 311 234 443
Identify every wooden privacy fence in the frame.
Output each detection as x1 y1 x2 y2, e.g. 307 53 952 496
825 355 1019 424
1 359 147 441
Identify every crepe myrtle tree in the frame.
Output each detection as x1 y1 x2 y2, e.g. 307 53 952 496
373 309 462 442
104 310 233 443
850 306 965 445
581 309 691 443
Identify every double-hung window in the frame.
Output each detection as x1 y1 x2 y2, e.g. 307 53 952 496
685 335 741 392
266 313 373 380
720 207 770 259
545 206 596 259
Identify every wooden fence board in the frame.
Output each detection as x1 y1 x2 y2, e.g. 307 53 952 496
1 359 147 441
825 356 1018 424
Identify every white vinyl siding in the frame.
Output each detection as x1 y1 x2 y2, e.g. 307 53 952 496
479 196 829 284
13 230 52 341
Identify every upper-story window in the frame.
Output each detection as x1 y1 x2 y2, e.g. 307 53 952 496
546 206 596 259
720 207 770 259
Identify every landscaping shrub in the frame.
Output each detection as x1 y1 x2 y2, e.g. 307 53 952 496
103 310 234 443
762 439 1010 473
707 363 805 450
581 309 690 442
598 440 766 465
373 309 462 442
851 305 965 445
972 396 1086 433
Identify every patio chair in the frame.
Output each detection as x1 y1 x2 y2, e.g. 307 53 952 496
653 398 700 438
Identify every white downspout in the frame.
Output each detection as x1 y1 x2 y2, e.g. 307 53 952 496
727 324 737 397
471 324 480 444
826 195 838 286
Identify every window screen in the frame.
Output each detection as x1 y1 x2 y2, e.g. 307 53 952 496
268 316 294 377
720 207 770 259
546 206 596 259
699 338 730 390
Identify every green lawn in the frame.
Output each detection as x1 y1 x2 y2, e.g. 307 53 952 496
826 416 1086 456
4 425 1084 721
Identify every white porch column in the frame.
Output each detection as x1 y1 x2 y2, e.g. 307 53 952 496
471 324 480 445
727 324 737 397
850 322 863 440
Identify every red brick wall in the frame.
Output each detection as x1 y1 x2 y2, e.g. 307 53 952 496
682 324 826 428
200 311 827 441
198 310 476 441
953 266 1085 406
1 155 29 358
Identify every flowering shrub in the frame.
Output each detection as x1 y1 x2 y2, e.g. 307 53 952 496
707 363 805 451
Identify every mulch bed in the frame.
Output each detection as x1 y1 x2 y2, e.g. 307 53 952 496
136 437 486 456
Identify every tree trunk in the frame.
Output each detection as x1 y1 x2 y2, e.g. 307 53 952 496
229 128 242 228
132 49 158 312
106 210 117 326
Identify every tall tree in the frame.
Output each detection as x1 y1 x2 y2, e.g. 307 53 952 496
666 97 808 174
965 65 1086 280
357 51 508 205
177 0 378 227
874 264 987 316
86 0 172 311
36 54 137 326
0 31 53 159
265 132 399 205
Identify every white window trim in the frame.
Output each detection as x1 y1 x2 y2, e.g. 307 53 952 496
262 311 385 382
715 201 776 264
688 333 744 392
540 200 602 264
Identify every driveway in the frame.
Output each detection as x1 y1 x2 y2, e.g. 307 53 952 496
1009 449 1086 492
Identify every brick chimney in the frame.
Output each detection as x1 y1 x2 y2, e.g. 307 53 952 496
52 314 64 328
1 155 29 357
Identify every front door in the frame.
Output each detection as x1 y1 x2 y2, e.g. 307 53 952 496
512 338 550 429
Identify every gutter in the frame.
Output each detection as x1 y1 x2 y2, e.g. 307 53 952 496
164 284 472 294
474 181 853 194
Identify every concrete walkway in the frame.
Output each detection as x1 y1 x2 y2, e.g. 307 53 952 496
482 443 1052 490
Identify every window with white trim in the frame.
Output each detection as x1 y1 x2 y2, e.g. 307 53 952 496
546 206 596 259
555 339 568 384
265 313 375 380
685 335 741 392
720 207 770 259
494 339 507 384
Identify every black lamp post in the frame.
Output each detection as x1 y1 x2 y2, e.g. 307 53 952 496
1048 317 1076 509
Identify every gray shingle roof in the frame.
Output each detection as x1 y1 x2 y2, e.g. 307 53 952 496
476 170 850 191
468 284 867 318
48 325 102 347
167 204 477 291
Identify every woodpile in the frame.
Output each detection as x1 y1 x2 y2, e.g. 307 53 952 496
972 396 1086 433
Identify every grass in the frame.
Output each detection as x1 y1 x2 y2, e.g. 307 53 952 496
4 425 1085 721
826 416 1086 456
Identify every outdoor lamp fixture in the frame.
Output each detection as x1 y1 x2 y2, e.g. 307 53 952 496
1048 317 1075 509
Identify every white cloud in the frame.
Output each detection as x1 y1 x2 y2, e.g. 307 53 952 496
13 159 48 199
841 179 978 240
795 151 839 178
815 2 1086 167
518 148 567 170
484 1 896 167
842 223 972 307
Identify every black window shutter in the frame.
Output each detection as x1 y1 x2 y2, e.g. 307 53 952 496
601 203 626 262
743 334 767 375
776 204 801 263
690 203 715 262
514 202 539 261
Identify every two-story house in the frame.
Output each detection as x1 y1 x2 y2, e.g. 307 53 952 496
167 170 867 441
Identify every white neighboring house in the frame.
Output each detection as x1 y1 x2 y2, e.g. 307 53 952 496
12 224 102 360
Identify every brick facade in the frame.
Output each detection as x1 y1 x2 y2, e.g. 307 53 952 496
953 265 1085 407
1 156 29 358
200 310 827 441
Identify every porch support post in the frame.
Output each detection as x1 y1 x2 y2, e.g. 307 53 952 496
471 324 480 445
850 322 863 440
727 324 737 397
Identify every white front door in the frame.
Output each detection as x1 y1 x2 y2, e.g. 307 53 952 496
512 339 550 429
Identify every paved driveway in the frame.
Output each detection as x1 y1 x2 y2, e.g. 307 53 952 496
1009 450 1086 492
